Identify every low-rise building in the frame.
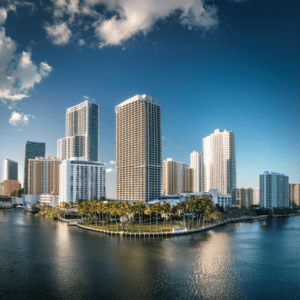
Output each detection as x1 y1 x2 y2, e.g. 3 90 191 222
40 194 59 207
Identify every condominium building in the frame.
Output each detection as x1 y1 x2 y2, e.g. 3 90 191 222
116 94 161 202
190 151 204 192
0 180 21 196
236 188 254 208
59 157 105 204
3 159 18 181
289 184 300 208
203 129 236 194
57 100 99 161
28 157 61 195
24 142 46 194
40 194 59 207
253 188 260 205
162 158 193 195
259 171 289 209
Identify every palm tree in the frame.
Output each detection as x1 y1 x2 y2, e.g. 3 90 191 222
169 205 178 232
102 202 111 229
128 204 136 233
144 204 155 233
160 202 170 233
96 201 104 226
134 201 145 233
90 199 98 224
153 202 161 233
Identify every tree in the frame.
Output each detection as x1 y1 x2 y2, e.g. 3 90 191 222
153 202 161 233
134 201 146 233
144 204 155 233
169 205 178 232
160 202 171 232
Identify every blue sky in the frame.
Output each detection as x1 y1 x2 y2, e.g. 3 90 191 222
0 0 299 197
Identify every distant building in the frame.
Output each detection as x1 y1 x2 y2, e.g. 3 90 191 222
203 129 236 195
24 142 46 194
289 184 300 208
0 180 21 196
28 157 61 195
190 151 204 192
40 194 59 207
59 157 105 205
3 159 18 181
57 100 99 162
253 188 260 205
115 94 161 202
259 171 289 209
235 188 254 208
162 158 193 195
23 194 41 210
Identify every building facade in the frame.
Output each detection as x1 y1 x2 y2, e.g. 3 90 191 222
59 157 105 204
3 159 18 181
28 157 61 195
289 184 300 208
116 95 162 202
259 171 289 209
203 129 236 195
190 151 204 192
0 180 21 196
24 142 46 194
40 194 59 207
162 158 193 195
57 100 98 161
235 188 254 208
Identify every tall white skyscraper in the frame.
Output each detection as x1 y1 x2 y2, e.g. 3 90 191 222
203 129 236 194
190 151 204 192
116 94 161 202
59 157 105 204
3 159 18 181
259 171 289 209
57 100 99 161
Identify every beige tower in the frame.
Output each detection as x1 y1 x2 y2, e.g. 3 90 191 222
28 157 61 195
116 95 161 202
289 184 300 208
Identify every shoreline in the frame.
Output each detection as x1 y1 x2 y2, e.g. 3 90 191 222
76 215 269 237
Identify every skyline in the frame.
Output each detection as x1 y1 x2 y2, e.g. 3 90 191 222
0 0 299 198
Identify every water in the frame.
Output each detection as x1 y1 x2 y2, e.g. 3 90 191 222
1 210 300 300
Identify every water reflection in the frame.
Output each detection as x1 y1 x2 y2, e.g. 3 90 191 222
1 211 300 300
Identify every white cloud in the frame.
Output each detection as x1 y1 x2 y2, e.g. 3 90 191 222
0 27 52 102
106 168 114 173
9 111 33 126
45 22 72 45
110 160 115 164
83 95 89 99
78 38 85 46
0 8 7 25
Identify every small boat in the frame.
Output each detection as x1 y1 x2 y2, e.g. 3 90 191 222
15 205 23 210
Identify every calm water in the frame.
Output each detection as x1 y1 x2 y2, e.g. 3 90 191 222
1 210 300 300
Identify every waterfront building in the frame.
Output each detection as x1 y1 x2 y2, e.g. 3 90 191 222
115 94 161 202
40 194 59 207
59 157 105 205
253 188 260 205
0 180 21 196
235 188 254 208
203 129 236 195
259 171 289 209
179 189 232 209
190 151 204 192
163 158 193 195
24 142 46 194
23 194 41 210
28 157 61 195
57 100 99 161
3 159 18 181
289 184 300 208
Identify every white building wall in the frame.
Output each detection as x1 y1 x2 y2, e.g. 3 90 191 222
190 151 204 192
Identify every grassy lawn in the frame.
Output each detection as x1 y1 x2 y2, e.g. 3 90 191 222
81 219 219 233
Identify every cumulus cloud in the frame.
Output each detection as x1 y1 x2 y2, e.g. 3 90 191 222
45 0 219 47
0 8 7 25
0 27 52 101
9 111 34 126
45 22 72 45
110 160 115 164
106 168 114 173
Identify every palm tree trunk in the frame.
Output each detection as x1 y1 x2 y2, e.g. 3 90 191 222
116 218 119 232
161 218 165 233
150 213 152 233
131 220 134 233
139 213 141 233
170 216 172 233
192 216 193 229
183 213 185 227
156 212 158 233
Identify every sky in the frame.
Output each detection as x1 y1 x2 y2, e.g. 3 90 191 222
0 0 299 198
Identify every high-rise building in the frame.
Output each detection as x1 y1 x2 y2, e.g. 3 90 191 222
162 158 193 195
259 171 289 209
24 142 46 194
3 159 18 181
59 157 105 204
289 184 300 208
203 129 236 194
57 100 99 161
0 180 21 196
190 151 204 192
28 157 61 195
253 188 260 205
116 94 161 202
